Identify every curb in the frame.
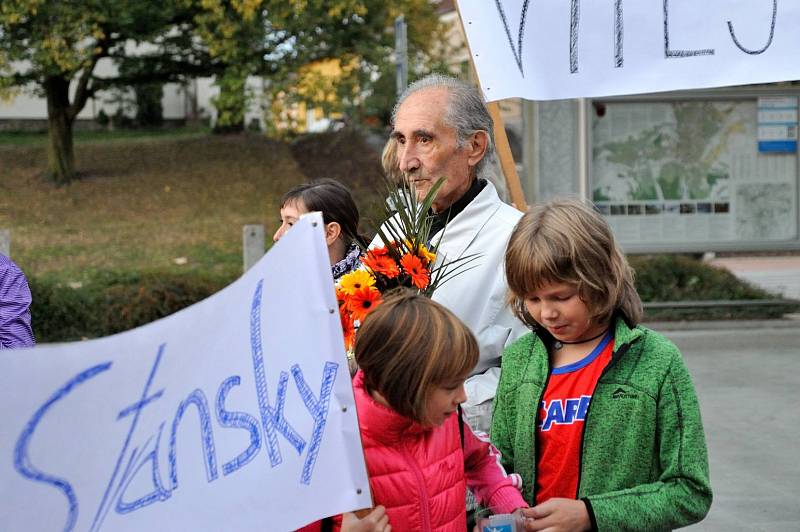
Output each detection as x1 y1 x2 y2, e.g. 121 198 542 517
643 316 800 332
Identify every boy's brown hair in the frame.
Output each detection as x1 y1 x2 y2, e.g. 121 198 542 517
505 198 643 329
354 289 478 424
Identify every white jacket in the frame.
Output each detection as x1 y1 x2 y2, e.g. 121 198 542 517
375 181 528 414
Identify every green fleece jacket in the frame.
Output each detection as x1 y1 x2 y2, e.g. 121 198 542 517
491 318 712 531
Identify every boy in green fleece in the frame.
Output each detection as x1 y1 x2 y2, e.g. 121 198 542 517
493 199 711 531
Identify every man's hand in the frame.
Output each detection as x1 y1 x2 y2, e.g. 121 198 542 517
341 505 391 532
518 498 590 532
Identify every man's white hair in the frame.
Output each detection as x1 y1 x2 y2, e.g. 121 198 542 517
392 73 497 181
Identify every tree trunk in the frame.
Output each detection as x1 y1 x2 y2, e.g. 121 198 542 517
44 76 77 185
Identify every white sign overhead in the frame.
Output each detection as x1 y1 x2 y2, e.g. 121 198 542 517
457 0 800 101
0 214 371 532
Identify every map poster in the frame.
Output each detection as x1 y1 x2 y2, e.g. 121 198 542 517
592 99 798 245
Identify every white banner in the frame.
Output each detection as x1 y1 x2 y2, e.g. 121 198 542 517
457 0 800 101
0 213 371 532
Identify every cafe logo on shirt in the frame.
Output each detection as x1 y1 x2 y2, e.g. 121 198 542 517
539 395 591 431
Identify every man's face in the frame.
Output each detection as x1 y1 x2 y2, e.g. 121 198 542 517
392 87 474 213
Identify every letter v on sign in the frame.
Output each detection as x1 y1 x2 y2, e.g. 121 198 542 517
494 0 531 76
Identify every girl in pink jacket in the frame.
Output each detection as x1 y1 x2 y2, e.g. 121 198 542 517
340 290 528 531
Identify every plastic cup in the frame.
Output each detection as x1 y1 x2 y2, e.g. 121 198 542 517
474 508 523 532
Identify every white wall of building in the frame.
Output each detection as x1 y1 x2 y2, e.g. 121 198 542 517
0 45 268 127
1 74 267 127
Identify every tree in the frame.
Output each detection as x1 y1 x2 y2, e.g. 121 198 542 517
0 1 215 184
0 1 445 182
192 0 271 133
194 1 444 135
263 1 444 129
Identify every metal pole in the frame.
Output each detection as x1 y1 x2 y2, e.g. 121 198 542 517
395 15 408 96
455 4 527 211
577 98 589 199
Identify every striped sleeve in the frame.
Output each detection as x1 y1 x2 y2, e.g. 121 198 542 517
0 257 36 349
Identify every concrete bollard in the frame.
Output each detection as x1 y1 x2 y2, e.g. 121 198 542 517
0 229 9 257
243 224 265 273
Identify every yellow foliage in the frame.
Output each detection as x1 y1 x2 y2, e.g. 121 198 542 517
232 0 262 20
0 86 21 104
327 2 367 19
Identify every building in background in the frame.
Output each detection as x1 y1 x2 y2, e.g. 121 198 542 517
0 49 338 135
436 0 800 254
525 86 800 253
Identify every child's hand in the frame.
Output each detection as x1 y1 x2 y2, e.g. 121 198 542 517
518 498 590 531
341 505 391 532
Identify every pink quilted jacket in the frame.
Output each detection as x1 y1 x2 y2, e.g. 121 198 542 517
345 370 526 531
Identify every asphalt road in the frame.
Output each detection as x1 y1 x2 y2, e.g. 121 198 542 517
654 325 800 531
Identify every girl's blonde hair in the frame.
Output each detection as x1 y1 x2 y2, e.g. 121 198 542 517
505 198 642 329
354 289 478 424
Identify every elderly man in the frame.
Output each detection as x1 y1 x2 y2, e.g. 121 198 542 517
382 73 527 430
0 254 35 349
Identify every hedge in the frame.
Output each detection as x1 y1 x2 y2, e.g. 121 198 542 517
631 254 798 320
27 256 799 342
29 271 230 343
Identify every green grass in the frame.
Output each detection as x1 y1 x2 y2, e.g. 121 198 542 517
0 130 385 282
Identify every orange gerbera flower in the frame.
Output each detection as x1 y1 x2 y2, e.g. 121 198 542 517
335 286 347 309
347 286 382 322
340 310 356 351
362 250 400 278
369 245 391 257
338 269 376 295
400 253 429 290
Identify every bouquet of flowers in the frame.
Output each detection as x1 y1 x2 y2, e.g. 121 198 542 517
336 177 477 352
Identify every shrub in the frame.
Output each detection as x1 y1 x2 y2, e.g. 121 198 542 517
112 108 135 129
27 255 800 342
630 254 771 302
629 254 800 321
30 271 230 342
135 83 164 127
96 109 110 126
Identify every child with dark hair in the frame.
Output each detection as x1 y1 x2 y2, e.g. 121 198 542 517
494 198 712 531
274 179 365 280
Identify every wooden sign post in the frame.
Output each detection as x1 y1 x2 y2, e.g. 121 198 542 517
455 4 528 212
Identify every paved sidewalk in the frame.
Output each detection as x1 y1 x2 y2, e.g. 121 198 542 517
653 326 800 532
644 316 800 332
708 256 800 300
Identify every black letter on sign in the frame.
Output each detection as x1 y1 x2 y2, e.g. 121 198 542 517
728 0 777 55
494 0 531 76
663 0 715 58
570 0 581 73
615 0 624 67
